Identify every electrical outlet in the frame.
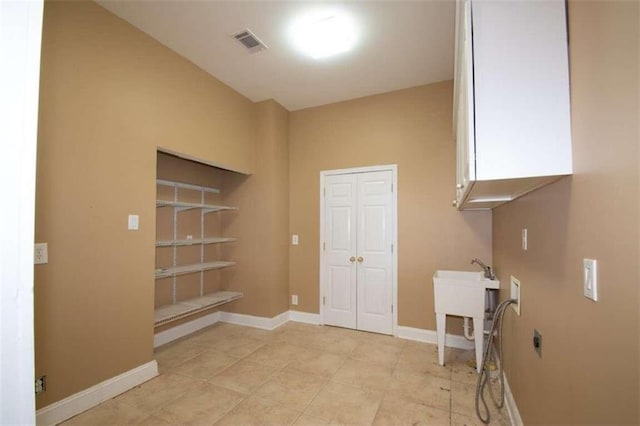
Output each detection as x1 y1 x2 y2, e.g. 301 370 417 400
291 295 298 305
34 243 48 264
35 376 46 395
533 329 542 357
510 276 521 315
292 234 299 245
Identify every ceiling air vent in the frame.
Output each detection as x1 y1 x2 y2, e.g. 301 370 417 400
233 29 268 53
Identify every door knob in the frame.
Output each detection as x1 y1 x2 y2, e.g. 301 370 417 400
357 256 364 263
349 256 356 262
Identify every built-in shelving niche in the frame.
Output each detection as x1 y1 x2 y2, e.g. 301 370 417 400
154 151 243 328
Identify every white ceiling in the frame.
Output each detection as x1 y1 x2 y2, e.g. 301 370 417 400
97 1 456 111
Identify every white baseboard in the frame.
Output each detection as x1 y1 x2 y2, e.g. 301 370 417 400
288 310 321 325
397 325 475 350
219 310 289 330
35 360 158 426
153 310 292 349
154 311 221 348
154 312 474 351
504 372 523 426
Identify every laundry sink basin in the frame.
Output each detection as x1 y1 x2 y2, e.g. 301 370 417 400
433 270 499 318
433 270 500 372
434 269 500 287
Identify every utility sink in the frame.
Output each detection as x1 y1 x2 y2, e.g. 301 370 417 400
433 270 499 318
433 270 500 372
434 270 500 288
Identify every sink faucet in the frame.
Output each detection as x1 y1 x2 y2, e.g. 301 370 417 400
471 258 495 280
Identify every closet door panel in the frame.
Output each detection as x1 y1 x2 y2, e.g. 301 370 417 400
323 174 358 329
356 171 393 335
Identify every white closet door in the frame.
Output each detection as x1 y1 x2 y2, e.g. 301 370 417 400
323 174 357 329
322 170 394 335
356 171 393 335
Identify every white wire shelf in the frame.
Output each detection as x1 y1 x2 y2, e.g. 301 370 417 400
155 237 237 247
154 291 243 326
155 261 236 279
155 200 238 213
156 179 220 194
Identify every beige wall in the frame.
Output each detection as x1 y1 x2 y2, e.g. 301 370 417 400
254 100 291 316
222 100 290 318
35 1 256 407
493 1 639 424
289 82 492 330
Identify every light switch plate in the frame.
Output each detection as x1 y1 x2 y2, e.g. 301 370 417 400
583 258 598 301
522 228 528 251
292 234 299 245
128 214 139 230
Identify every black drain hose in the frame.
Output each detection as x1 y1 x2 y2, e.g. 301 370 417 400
475 298 517 424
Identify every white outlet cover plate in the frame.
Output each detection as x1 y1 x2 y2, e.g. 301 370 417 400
34 242 48 264
292 234 299 245
128 214 139 230
583 258 598 301
510 276 521 315
522 228 528 251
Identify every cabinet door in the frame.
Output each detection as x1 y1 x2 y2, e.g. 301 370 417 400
455 0 474 205
472 0 571 180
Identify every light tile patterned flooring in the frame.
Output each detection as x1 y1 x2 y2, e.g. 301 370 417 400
63 322 510 425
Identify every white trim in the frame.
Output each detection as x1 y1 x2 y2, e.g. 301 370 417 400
153 310 292 348
154 313 476 352
504 372 523 426
154 311 221 348
398 326 475 350
391 166 398 336
220 310 289 330
35 361 158 426
288 310 321 325
319 164 398 176
319 164 399 336
1 1 43 424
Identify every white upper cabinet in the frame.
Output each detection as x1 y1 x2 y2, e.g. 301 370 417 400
453 0 572 210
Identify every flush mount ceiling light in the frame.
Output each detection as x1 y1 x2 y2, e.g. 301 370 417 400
290 11 358 60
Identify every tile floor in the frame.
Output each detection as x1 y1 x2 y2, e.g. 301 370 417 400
62 322 511 425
